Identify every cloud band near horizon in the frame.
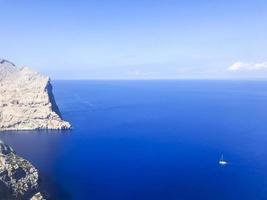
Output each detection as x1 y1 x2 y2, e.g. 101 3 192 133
228 62 267 71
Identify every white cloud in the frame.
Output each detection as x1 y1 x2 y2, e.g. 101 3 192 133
128 70 155 77
228 62 267 71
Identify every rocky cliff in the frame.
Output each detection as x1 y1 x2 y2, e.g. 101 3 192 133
0 140 44 199
0 59 70 130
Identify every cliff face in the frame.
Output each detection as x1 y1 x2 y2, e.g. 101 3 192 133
0 140 44 199
0 59 70 130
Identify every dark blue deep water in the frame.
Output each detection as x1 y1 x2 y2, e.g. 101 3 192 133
1 80 267 200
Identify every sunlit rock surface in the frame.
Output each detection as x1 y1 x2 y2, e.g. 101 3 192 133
0 140 44 199
0 59 70 130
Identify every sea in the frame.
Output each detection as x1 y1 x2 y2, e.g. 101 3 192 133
1 80 267 200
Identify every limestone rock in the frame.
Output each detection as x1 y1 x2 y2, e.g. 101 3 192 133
0 59 71 130
0 140 45 199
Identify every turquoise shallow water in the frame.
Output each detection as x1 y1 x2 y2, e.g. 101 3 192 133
1 80 267 200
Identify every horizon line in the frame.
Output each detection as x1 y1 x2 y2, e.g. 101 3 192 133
51 78 267 81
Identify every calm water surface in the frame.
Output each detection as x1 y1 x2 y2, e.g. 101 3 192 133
1 80 267 200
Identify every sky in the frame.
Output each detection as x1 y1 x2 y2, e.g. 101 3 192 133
1 0 267 79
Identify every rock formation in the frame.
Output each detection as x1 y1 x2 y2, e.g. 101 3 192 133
0 59 70 130
0 140 44 199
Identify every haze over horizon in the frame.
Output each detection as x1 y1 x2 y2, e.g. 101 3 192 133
1 0 267 80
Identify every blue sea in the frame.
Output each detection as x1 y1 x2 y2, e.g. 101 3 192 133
1 80 267 200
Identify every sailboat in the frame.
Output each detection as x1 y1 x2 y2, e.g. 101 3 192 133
219 154 227 165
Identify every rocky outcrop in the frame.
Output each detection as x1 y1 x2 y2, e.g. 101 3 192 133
0 140 44 199
0 59 71 130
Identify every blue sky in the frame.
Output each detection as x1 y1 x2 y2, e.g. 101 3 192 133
1 0 267 79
